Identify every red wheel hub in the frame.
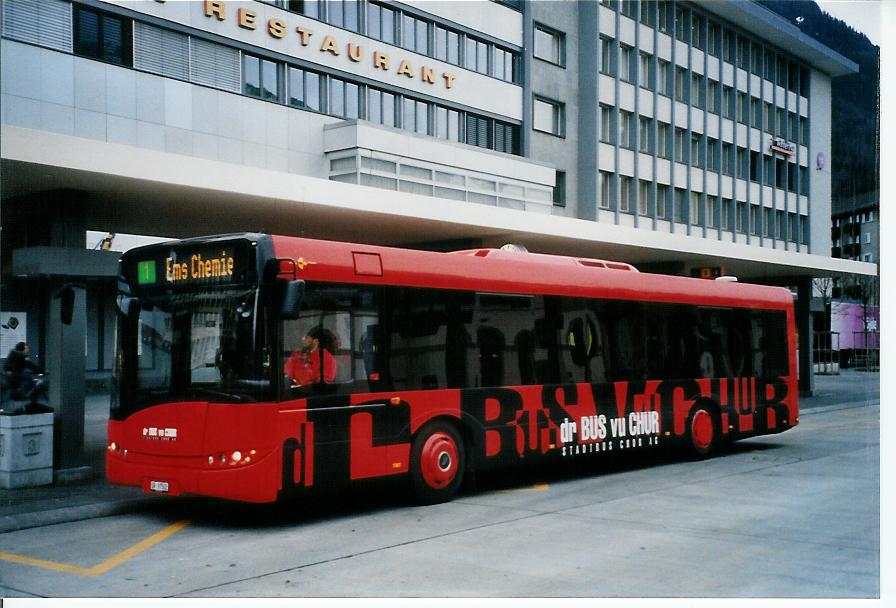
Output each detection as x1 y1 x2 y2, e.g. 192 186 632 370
420 432 459 490
691 410 714 450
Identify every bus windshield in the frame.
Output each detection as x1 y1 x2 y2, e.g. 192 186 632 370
114 287 271 417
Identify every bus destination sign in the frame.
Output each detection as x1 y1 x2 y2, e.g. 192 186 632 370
134 246 242 287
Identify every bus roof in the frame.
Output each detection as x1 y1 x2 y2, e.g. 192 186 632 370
269 234 794 311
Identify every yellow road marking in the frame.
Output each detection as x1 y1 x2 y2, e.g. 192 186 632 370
497 483 550 494
0 519 189 577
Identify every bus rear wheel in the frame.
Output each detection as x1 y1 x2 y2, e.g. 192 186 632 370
687 404 718 459
411 422 465 505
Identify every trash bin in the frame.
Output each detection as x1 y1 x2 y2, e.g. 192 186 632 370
0 410 54 488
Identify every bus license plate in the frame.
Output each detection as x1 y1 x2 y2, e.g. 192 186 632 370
149 481 169 493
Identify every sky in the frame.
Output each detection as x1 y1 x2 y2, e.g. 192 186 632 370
815 0 882 46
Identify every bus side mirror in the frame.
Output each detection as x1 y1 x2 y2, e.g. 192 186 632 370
116 295 140 318
281 280 305 320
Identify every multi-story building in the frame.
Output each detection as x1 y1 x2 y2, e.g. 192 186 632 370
0 0 877 471
832 192 878 266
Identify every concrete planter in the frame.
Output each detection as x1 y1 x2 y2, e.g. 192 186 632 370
0 412 54 488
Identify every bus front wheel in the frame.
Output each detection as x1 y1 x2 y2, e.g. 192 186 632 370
410 422 465 505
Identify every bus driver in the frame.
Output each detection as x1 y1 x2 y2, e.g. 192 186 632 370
284 326 337 387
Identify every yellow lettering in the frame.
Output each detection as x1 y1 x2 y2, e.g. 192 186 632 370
238 8 256 30
296 26 313 46
347 43 364 62
165 257 173 281
442 72 456 89
320 35 340 56
421 66 435 84
204 0 225 21
373 51 390 71
268 18 286 38
397 60 413 78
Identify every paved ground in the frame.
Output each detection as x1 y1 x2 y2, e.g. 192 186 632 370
0 370 881 599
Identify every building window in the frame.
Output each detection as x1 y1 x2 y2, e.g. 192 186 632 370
620 44 636 82
600 104 614 143
244 54 280 101
691 73 704 109
619 111 634 148
675 6 689 43
640 52 653 89
737 91 749 124
367 2 396 45
749 150 759 182
800 116 808 145
674 128 687 162
288 66 321 111
763 208 773 237
657 59 671 96
656 184 669 218
639 116 652 153
778 211 787 240
690 132 702 167
692 14 705 50
621 0 637 19
675 67 687 102
554 170 566 207
327 0 361 32
638 180 651 215
620 176 632 212
465 36 490 75
736 36 748 70
800 166 809 195
765 49 776 81
329 78 359 118
750 43 762 76
402 97 429 134
721 198 733 230
723 86 734 119
707 138 718 171
708 80 719 114
765 102 775 132
435 106 460 141
657 1 673 34
534 97 564 136
657 122 670 158
764 156 773 186
534 24 564 66
775 158 786 189
674 188 687 223
367 88 396 127
707 22 721 56
690 192 702 226
402 13 429 55
639 1 655 27
600 36 615 76
751 98 761 128
722 143 733 175
74 5 133 67
737 147 748 179
777 108 786 136
493 46 517 82
736 201 746 233
434 25 460 65
599 171 613 209
723 30 734 64
750 205 760 236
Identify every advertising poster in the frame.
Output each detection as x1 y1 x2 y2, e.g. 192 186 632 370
1 312 27 356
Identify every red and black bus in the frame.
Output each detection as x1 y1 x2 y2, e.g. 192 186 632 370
107 233 798 504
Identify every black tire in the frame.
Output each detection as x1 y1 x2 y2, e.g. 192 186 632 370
410 421 465 505
687 402 719 459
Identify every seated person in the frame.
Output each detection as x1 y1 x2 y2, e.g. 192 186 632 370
284 326 337 387
4 341 47 403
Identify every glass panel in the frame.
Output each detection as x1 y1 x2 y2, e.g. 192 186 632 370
261 59 278 101
415 100 428 134
345 82 358 118
102 15 124 63
382 92 394 127
416 18 428 54
368 90 381 123
330 78 345 116
243 55 260 97
288 68 304 106
448 31 459 65
76 8 101 58
306 72 320 110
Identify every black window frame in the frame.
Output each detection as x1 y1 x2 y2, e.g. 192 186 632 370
73 4 133 67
